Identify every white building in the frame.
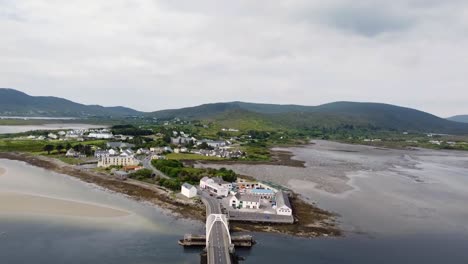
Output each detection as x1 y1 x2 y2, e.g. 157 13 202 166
275 191 292 216
229 193 260 209
88 133 114 139
94 149 118 159
48 133 58 139
200 177 230 197
181 183 197 198
198 140 228 148
136 148 150 155
65 148 79 157
97 156 139 168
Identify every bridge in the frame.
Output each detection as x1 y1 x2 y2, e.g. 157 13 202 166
201 192 233 264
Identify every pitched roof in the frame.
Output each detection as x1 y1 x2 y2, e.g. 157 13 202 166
239 195 260 203
275 191 291 208
182 183 196 189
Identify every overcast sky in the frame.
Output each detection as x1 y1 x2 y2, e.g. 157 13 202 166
1 0 467 117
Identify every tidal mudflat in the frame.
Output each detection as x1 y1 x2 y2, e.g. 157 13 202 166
197 140 468 236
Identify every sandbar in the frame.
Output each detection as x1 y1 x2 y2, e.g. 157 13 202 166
0 192 130 218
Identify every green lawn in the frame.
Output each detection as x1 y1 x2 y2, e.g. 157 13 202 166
166 153 224 161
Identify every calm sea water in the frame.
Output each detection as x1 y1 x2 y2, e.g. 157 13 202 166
2 144 468 264
0 124 106 134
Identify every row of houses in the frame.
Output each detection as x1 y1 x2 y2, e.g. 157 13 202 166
193 149 244 159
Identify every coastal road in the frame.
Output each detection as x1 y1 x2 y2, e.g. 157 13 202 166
201 192 232 264
141 156 170 179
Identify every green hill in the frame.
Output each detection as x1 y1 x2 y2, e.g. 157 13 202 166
149 101 468 134
0 88 142 117
447 115 468 123
2 88 468 134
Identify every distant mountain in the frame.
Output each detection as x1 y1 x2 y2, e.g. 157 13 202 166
0 88 142 117
447 115 468 123
2 88 468 134
149 101 468 134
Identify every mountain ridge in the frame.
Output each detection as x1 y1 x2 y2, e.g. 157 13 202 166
0 88 142 117
2 88 468 134
447 115 468 123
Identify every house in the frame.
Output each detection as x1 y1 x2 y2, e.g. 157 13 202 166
229 193 260 209
163 146 173 153
88 132 114 139
180 147 189 153
249 188 276 199
151 154 166 160
122 165 143 172
94 149 118 159
65 148 79 158
120 149 135 157
48 133 58 140
114 171 129 180
197 140 228 148
136 148 150 155
106 142 136 149
97 156 139 168
171 136 194 146
150 147 163 154
200 177 230 197
181 183 197 198
275 191 292 216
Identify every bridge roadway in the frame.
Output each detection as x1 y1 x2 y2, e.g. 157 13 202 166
201 192 232 264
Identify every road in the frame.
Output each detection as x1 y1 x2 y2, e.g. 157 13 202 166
141 156 170 179
201 192 232 264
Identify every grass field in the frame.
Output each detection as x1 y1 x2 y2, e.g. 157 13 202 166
166 153 224 161
0 139 107 153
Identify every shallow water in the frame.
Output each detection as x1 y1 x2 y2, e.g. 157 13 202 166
0 124 106 134
0 159 203 264
2 139 468 263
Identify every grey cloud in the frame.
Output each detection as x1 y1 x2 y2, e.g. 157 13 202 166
0 0 468 116
319 6 414 37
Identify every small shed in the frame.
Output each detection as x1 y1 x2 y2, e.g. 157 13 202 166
181 183 197 198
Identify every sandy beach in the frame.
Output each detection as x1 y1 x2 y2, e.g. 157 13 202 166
0 192 130 218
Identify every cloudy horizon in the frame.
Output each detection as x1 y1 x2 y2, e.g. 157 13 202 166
1 1 467 117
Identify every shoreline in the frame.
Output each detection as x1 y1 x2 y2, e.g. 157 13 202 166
187 148 306 168
0 152 341 238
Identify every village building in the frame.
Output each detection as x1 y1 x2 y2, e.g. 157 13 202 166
122 165 143 172
94 149 118 159
48 133 58 139
229 193 260 209
106 142 135 149
197 139 228 148
136 148 150 155
181 183 198 198
97 156 139 168
200 177 230 197
248 188 276 199
88 132 114 139
65 148 80 157
274 191 292 216
150 147 164 154
171 136 195 146
114 171 129 180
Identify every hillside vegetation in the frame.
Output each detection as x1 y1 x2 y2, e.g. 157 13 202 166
3 88 468 134
0 88 141 117
448 115 468 123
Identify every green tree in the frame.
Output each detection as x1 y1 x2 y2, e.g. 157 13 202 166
56 144 64 154
43 144 54 155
